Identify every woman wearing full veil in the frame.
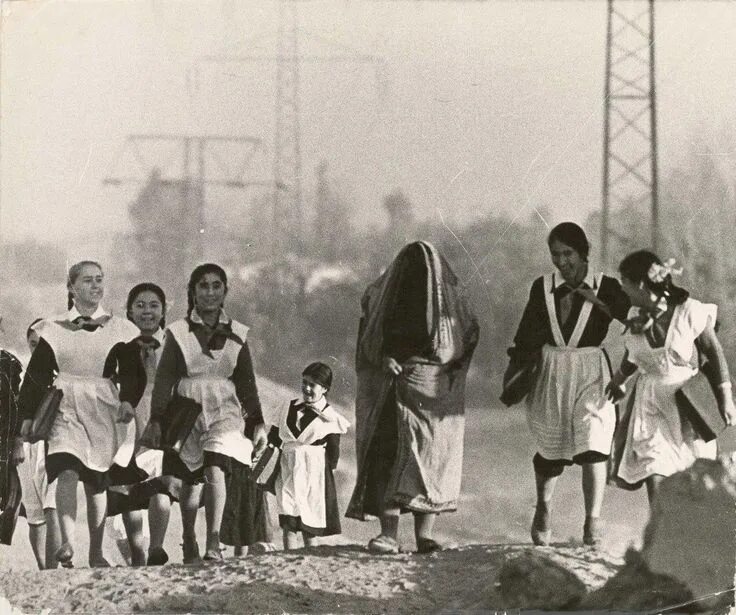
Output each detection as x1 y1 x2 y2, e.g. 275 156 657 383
346 241 479 554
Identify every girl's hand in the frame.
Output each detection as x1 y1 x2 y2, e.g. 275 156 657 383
383 357 402 376
722 395 736 426
11 438 25 465
139 421 162 448
252 423 268 457
118 401 136 424
605 381 626 402
20 419 32 440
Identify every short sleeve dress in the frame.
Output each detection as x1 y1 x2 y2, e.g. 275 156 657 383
616 298 718 485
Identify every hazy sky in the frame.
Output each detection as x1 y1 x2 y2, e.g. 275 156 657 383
1 0 735 251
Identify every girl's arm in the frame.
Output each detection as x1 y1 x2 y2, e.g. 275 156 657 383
149 334 187 423
103 342 146 406
17 338 57 425
697 323 736 424
606 350 638 402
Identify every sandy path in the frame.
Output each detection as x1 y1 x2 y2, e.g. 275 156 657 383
0 544 621 614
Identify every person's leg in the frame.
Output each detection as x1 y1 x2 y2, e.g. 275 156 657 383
179 482 202 563
122 510 146 566
302 531 315 548
147 494 171 563
233 545 247 557
44 508 61 569
379 507 400 541
27 523 46 569
581 459 608 546
84 483 109 567
531 454 565 545
203 465 226 556
646 475 663 508
282 529 299 550
55 469 79 562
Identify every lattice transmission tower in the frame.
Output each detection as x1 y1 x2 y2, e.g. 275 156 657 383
601 0 659 266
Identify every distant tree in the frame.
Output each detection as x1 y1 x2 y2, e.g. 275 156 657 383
312 161 353 262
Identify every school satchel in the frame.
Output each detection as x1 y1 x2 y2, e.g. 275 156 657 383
252 444 281 494
500 357 539 407
162 394 203 454
28 386 63 444
675 362 726 442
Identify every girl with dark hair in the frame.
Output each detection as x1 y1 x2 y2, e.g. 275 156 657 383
504 222 630 547
106 283 184 566
347 241 479 554
0 344 23 547
606 250 736 506
143 264 267 562
18 261 140 567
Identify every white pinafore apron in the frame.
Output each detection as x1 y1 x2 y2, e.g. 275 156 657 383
617 300 717 483
37 316 140 473
167 319 253 471
275 402 349 529
526 273 616 460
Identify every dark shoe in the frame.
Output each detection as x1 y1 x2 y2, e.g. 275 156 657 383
416 537 444 554
249 541 277 555
367 535 399 554
531 507 552 546
56 543 74 568
182 539 200 564
147 546 169 566
583 517 604 547
89 557 111 568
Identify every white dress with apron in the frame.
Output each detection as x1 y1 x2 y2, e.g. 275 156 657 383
275 400 349 531
167 319 253 471
526 273 616 461
35 310 140 473
617 299 717 484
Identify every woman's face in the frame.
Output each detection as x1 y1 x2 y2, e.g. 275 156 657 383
549 239 586 285
130 290 164 335
27 331 40 354
194 272 226 314
621 276 653 308
69 264 104 309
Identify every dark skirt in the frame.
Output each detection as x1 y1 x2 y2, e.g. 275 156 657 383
221 461 272 547
46 452 109 492
162 450 233 485
279 463 341 537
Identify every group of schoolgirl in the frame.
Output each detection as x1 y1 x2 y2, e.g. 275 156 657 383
2 259 349 569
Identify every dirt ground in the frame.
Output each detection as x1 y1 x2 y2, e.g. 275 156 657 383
0 543 622 614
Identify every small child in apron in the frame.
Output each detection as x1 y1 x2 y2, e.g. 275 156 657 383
270 362 349 550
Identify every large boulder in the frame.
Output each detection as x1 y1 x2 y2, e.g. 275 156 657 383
584 458 736 612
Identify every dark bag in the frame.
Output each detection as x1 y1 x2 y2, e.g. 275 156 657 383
162 395 203 454
500 358 539 407
675 365 726 442
28 386 63 444
252 444 281 494
0 467 22 545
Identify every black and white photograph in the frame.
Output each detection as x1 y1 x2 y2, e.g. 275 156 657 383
1 0 735 612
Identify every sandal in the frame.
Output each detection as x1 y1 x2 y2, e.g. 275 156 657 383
531 507 552 546
203 548 224 562
416 537 444 554
367 535 399 554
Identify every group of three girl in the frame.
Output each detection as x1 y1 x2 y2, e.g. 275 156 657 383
505 222 736 547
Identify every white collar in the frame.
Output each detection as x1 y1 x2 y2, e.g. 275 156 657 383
302 396 328 412
190 308 230 326
68 305 109 321
153 327 165 343
551 268 597 291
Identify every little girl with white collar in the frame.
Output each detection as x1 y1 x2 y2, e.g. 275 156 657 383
269 362 349 550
